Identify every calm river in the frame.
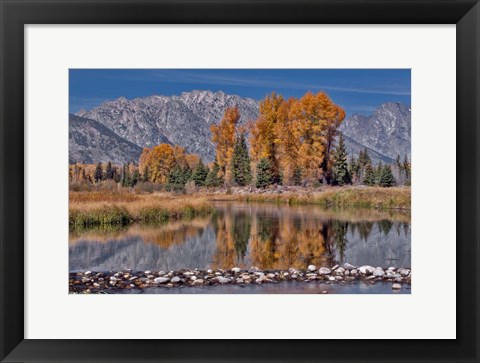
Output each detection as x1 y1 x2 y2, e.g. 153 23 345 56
69 201 411 273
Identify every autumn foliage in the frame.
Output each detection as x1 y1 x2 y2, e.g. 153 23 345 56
250 91 345 185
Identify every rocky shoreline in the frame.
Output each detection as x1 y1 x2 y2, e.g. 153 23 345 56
69 264 411 294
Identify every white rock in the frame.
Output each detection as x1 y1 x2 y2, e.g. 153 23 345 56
85 271 92 276
398 268 410 277
231 267 241 274
392 283 402 290
334 267 345 276
190 276 197 281
249 266 260 272
358 265 375 275
307 265 317 272
171 276 181 283
154 277 170 284
328 276 336 281
193 279 204 285
373 268 385 277
217 276 230 284
331 264 339 271
343 263 356 270
207 269 213 274
318 267 332 275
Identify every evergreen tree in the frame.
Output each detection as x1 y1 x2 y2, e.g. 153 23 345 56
205 161 223 187
375 162 383 185
105 161 114 180
363 163 376 186
358 147 371 168
167 165 185 191
142 165 150 183
231 133 252 186
121 164 131 188
256 157 273 188
131 169 140 187
332 133 351 186
192 159 209 186
379 165 396 187
94 162 103 182
348 155 359 184
292 165 303 186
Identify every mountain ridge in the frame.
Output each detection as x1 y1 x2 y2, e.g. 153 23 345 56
71 90 410 165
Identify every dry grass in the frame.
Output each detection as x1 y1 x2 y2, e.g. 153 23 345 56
69 191 214 227
217 186 411 210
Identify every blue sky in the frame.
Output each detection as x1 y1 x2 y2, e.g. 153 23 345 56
69 69 410 116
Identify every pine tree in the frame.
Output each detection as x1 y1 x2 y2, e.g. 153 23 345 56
106 161 114 180
205 162 223 187
256 157 273 188
142 165 150 182
363 163 376 186
231 133 252 186
94 162 103 183
358 147 371 168
332 133 351 186
348 155 359 184
292 165 303 186
379 165 396 187
192 159 209 186
131 169 140 187
375 162 383 185
121 164 131 188
167 165 185 191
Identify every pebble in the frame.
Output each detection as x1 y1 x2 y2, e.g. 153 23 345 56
358 265 375 275
318 267 331 275
343 263 356 270
70 264 412 293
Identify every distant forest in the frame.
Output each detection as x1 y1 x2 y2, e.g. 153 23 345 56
69 91 410 191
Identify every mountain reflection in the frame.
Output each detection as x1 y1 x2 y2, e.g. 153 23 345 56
69 202 411 272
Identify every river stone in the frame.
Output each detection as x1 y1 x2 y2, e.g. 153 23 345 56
373 268 385 277
398 268 410 277
171 276 181 283
267 273 275 279
207 269 213 274
343 263 356 270
328 276 336 281
217 276 230 284
334 267 345 276
231 267 241 274
358 266 375 275
392 283 402 290
190 276 197 281
154 277 170 284
193 279 203 285
350 269 358 276
318 267 331 275
307 265 317 272
85 271 92 276
331 264 339 271
249 266 260 272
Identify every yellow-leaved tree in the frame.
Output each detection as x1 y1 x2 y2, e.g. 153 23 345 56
210 106 241 184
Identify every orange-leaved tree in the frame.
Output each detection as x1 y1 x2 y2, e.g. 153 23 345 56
210 106 241 184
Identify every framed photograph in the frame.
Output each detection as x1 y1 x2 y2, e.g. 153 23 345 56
1 0 478 362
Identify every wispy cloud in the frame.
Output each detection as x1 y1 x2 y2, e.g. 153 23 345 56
151 70 411 96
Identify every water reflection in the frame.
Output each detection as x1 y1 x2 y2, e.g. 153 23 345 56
69 202 410 272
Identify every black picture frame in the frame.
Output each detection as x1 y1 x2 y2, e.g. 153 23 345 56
1 0 478 362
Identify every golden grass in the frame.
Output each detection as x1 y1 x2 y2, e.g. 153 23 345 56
69 191 214 227
212 186 411 210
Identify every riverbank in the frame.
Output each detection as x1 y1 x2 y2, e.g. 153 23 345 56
69 264 411 294
69 192 213 227
209 185 411 210
69 186 411 227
